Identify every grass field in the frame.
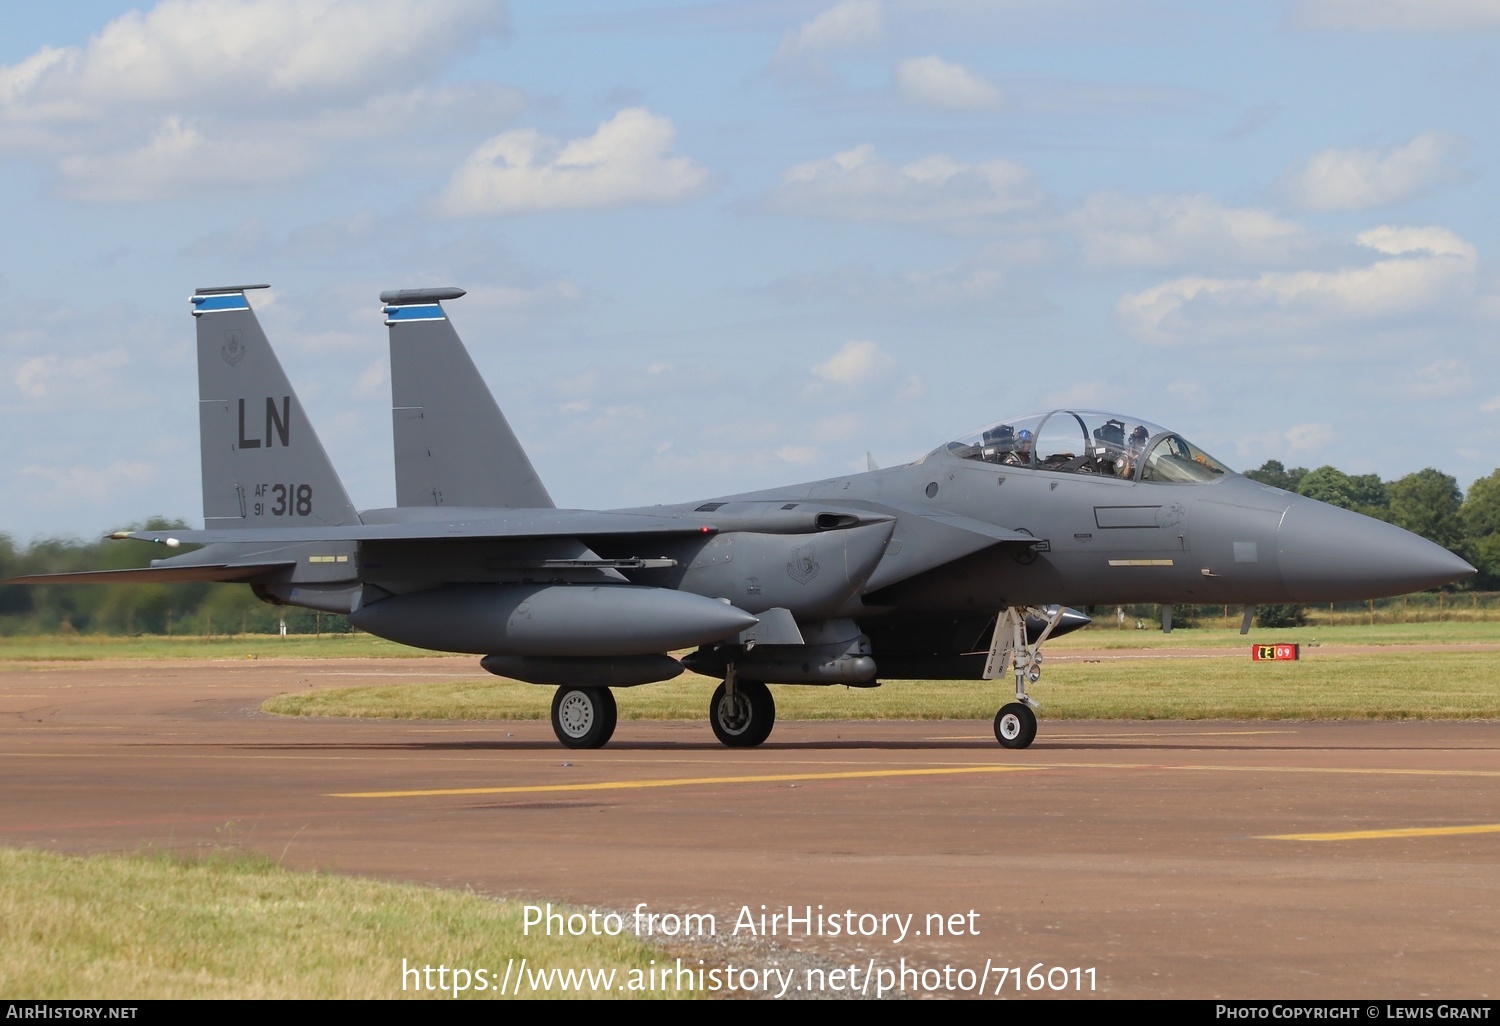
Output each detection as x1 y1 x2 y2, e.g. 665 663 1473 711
0 632 432 661
1047 620 1500 648
260 622 1500 723
2 620 1494 660
0 848 689 1000
4 623 1496 721
260 653 1500 722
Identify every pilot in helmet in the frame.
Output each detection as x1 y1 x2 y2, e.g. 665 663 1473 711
1124 425 1149 476
1015 428 1034 463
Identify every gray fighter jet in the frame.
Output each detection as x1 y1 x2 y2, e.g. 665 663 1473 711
9 285 1475 751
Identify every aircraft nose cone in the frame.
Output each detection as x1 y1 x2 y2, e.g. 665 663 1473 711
1278 499 1475 602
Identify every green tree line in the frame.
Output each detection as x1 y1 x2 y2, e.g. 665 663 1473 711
0 518 345 636
3 459 1498 635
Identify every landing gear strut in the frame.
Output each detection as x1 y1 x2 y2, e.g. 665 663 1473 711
984 606 1067 750
550 686 617 749
710 666 775 748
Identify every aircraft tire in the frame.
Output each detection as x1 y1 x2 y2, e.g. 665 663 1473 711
551 686 617 749
710 680 775 748
994 703 1037 749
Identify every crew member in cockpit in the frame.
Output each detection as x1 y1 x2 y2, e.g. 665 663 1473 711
1000 428 1034 466
1123 425 1149 477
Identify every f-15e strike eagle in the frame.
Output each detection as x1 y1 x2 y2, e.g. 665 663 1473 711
9 284 1474 750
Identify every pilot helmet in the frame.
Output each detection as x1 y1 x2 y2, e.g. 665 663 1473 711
1129 426 1149 443
1017 429 1034 446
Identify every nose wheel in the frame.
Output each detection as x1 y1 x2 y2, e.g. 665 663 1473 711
551 686 618 749
995 702 1038 749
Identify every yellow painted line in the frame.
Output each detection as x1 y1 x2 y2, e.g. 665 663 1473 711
1262 823 1500 842
874 760 1500 780
331 759 1500 800
1169 764 1500 779
330 764 1042 799
1044 729 1290 738
1108 559 1174 566
1076 730 1292 737
923 729 1293 741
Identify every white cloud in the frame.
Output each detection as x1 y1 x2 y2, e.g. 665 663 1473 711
774 0 883 63
894 56 1003 110
438 108 712 216
1166 379 1210 409
19 460 158 506
812 340 897 385
775 445 819 465
1116 226 1479 344
181 217 270 258
766 238 1056 313
896 373 927 401
770 143 1041 227
1360 225 1476 259
1071 192 1311 269
810 412 866 442
1291 0 1500 30
56 115 316 202
0 0 510 200
1285 423 1335 451
12 348 131 404
15 357 56 398
0 0 504 116
551 362 725 409
352 357 387 399
892 263 1009 301
1038 379 1120 410
1281 132 1469 212
1402 358 1472 400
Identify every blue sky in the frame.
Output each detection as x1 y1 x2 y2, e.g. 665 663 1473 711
4 0 1499 540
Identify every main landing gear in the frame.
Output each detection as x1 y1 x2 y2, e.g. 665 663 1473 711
984 606 1068 750
709 667 776 748
550 686 618 749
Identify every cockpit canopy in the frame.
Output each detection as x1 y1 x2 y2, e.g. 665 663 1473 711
944 410 1232 484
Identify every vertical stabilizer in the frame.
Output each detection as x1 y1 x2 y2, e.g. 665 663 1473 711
193 285 360 529
381 287 554 509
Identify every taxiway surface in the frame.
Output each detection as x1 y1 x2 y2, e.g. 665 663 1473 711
2 657 1496 999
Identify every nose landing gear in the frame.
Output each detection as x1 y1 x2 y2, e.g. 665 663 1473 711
983 605 1068 750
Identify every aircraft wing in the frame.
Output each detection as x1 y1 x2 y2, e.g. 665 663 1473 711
111 510 720 547
5 562 295 585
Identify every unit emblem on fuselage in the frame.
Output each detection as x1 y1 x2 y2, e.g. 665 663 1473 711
1156 502 1186 529
787 545 820 584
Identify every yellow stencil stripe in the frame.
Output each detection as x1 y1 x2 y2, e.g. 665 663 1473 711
330 764 1042 799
